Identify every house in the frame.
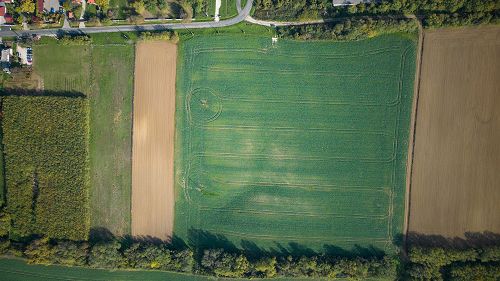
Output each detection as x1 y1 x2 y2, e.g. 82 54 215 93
0 4 6 25
37 0 43 13
4 13 12 23
16 45 32 66
0 0 13 4
0 47 12 73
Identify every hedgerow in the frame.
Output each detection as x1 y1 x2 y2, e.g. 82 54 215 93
139 31 179 43
277 17 418 41
1 96 90 241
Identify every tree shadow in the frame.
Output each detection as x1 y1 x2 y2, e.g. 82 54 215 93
406 231 500 249
0 88 86 98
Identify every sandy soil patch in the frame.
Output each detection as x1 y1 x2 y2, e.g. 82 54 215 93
131 41 177 241
409 26 500 237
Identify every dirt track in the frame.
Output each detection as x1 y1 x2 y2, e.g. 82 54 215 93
409 26 500 237
131 41 177 240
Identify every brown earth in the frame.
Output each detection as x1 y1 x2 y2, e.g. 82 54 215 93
408 26 500 237
131 41 177 241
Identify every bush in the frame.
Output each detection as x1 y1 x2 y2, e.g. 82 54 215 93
2 96 90 240
139 31 179 43
88 241 126 268
449 264 500 281
201 249 250 278
58 35 92 45
407 246 500 280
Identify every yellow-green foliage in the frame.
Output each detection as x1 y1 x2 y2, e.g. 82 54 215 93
2 96 90 240
139 31 179 43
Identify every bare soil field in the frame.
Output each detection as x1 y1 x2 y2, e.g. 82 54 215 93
409 26 500 237
131 41 177 240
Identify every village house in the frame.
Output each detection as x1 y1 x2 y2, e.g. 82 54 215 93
0 0 14 25
0 47 12 73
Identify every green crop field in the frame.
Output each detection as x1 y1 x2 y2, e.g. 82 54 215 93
175 33 416 253
33 39 134 236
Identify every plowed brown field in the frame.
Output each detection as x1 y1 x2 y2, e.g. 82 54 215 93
131 41 177 240
409 26 500 237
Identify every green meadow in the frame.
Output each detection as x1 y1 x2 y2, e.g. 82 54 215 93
175 33 416 253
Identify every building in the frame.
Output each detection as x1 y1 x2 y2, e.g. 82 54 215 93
0 6 5 17
1 47 12 73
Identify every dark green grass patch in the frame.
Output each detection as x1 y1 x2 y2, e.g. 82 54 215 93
175 33 416 253
2 96 90 240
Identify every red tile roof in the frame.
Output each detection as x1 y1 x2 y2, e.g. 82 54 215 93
4 13 12 23
37 0 43 13
0 7 5 17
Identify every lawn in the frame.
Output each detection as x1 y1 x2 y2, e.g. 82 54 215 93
175 33 416 253
33 39 134 236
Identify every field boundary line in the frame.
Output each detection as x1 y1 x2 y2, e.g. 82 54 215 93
403 21 424 251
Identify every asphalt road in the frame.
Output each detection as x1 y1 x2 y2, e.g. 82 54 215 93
0 0 253 37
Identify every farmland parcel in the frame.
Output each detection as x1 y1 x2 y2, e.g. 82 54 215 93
131 41 177 240
175 34 416 252
33 39 134 236
2 96 89 240
409 26 500 237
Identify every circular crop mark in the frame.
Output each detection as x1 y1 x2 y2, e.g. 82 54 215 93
187 88 222 125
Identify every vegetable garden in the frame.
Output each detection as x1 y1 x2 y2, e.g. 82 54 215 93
175 33 416 253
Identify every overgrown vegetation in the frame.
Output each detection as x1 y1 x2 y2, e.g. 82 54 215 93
0 234 498 280
139 31 179 43
1 96 90 240
0 235 397 279
406 246 500 280
255 0 500 28
277 17 418 40
57 35 92 45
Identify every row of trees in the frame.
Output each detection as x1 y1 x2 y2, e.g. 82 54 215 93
406 246 500 280
276 17 418 41
0 234 498 280
0 236 398 279
255 0 499 28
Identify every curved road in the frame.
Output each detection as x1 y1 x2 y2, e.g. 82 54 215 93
0 0 253 37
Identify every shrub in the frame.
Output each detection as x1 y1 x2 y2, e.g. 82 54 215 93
58 35 92 45
139 31 179 43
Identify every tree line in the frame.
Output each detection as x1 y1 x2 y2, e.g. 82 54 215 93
406 245 500 280
0 231 499 280
276 17 418 41
255 0 499 28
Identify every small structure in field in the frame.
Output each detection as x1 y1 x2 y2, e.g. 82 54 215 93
0 47 12 73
